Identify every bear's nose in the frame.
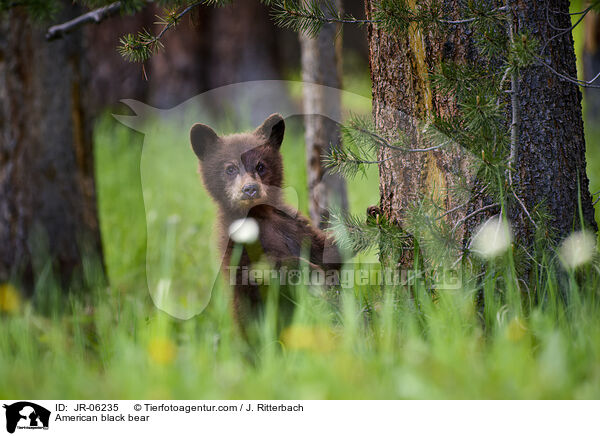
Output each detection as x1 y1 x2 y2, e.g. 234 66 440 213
242 183 259 199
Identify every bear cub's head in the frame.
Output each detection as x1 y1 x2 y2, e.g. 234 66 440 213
190 114 286 216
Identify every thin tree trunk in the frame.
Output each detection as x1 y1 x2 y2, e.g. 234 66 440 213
583 9 600 124
200 0 293 125
582 6 600 224
300 0 349 228
207 0 281 89
508 0 597 242
0 4 104 293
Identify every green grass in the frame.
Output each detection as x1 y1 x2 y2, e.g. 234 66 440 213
1 70 600 399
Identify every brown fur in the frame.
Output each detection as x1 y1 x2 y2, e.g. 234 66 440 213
190 114 342 329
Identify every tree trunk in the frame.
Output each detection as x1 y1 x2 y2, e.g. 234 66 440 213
86 6 155 110
508 0 597 243
87 1 293 110
206 0 282 89
365 0 597 270
147 5 210 108
300 0 349 228
365 0 479 267
197 0 293 123
0 4 104 293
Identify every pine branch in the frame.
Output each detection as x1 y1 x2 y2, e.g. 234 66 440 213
506 1 518 188
269 0 511 37
270 0 373 37
326 115 456 179
329 208 412 255
542 1 598 54
359 127 450 153
46 1 123 40
323 144 390 179
549 1 600 16
435 184 490 221
118 1 203 62
533 0 600 90
345 116 450 153
496 66 511 106
535 56 600 89
451 203 500 233
512 191 538 229
438 5 507 25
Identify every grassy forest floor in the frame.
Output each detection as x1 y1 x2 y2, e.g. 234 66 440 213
1 34 600 399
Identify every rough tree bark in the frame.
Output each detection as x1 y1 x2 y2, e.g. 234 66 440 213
0 4 104 293
365 0 479 267
365 0 597 270
508 0 597 243
300 0 349 228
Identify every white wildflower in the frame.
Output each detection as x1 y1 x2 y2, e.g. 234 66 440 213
559 230 596 270
228 218 259 244
470 216 513 259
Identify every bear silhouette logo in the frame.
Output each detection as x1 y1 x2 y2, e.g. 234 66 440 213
2 402 50 433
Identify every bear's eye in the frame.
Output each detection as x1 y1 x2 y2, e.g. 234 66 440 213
256 162 266 175
225 165 238 176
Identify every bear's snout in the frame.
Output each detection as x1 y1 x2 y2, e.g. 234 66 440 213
241 183 260 199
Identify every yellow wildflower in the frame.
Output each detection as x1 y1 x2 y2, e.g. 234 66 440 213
0 283 21 314
147 337 177 365
506 317 527 342
281 325 336 352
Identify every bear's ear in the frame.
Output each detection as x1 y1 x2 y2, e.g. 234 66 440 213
255 113 285 150
190 123 219 160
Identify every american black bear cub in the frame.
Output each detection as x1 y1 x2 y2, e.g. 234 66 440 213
190 114 342 329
